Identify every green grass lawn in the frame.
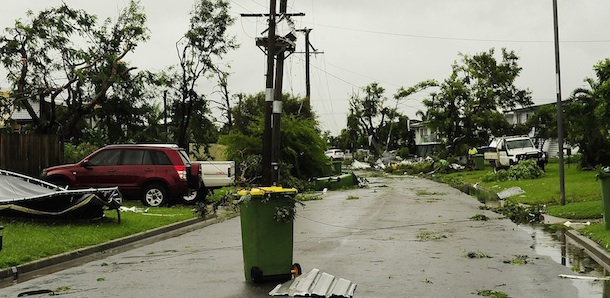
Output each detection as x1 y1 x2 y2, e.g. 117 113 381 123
440 159 610 251
0 202 198 269
444 161 599 206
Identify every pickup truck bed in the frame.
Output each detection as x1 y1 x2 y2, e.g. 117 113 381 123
194 161 235 189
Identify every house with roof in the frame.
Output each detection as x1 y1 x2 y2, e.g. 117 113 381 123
0 90 46 133
410 119 442 157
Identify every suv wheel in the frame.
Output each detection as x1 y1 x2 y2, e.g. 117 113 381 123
182 186 208 205
142 184 168 207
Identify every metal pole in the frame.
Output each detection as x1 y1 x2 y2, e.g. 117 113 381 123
553 0 566 205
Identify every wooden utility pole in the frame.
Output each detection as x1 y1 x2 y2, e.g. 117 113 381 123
163 90 168 142
241 1 300 186
295 28 322 113
270 0 288 185
260 0 277 186
301 28 312 109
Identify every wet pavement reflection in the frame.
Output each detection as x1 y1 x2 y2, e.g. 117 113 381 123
520 224 609 298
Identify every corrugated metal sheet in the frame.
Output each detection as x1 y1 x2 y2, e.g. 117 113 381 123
269 268 356 297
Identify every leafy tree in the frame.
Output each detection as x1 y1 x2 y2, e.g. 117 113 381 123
227 91 314 134
347 82 386 153
0 1 150 142
526 104 558 149
170 0 237 149
344 81 434 156
422 48 532 155
219 93 329 187
387 80 437 152
339 113 366 152
212 69 234 133
565 58 610 168
83 70 167 144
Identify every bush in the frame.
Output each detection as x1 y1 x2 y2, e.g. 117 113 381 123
493 200 544 223
64 143 99 163
396 147 410 159
387 160 435 175
482 160 545 182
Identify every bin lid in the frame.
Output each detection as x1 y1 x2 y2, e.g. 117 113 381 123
237 186 298 196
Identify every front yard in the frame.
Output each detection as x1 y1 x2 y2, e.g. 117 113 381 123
0 203 198 269
436 159 610 249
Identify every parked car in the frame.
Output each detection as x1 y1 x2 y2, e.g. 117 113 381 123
483 136 548 171
41 144 202 207
325 149 345 160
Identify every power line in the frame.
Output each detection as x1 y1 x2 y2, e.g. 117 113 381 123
306 22 610 44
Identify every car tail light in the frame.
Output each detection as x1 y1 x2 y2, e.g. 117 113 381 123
174 165 187 181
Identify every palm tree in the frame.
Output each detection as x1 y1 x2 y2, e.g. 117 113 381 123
566 58 610 167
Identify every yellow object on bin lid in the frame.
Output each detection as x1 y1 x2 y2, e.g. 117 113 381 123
237 186 298 196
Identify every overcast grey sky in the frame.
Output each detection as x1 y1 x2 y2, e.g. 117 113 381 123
2 0 610 135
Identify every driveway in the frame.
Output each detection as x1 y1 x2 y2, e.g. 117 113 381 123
1 175 578 297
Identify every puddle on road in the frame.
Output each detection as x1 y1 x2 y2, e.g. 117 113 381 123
462 183 608 296
520 224 609 298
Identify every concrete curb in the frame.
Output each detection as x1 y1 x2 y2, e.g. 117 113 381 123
0 213 237 287
565 229 610 272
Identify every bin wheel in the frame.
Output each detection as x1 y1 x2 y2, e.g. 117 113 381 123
251 266 263 283
291 263 302 278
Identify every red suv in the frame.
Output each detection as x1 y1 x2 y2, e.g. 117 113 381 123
41 144 202 207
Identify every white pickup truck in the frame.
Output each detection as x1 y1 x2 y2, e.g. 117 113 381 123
194 161 235 190
483 136 547 171
183 161 235 204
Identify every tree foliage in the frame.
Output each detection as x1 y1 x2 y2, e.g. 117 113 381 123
525 104 558 149
565 58 610 168
422 48 532 155
0 1 151 142
219 92 329 187
343 81 435 156
170 0 237 149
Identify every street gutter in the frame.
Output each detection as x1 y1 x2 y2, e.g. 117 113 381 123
565 229 610 273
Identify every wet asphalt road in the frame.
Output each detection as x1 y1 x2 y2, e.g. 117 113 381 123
0 175 578 297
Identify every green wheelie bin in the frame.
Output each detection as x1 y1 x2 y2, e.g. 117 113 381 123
238 187 301 282
598 171 610 230
474 154 485 170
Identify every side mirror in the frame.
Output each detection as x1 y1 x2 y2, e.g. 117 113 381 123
81 160 90 168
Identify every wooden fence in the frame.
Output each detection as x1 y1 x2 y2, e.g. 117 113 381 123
0 134 63 177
